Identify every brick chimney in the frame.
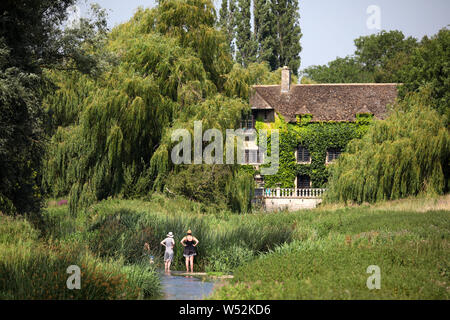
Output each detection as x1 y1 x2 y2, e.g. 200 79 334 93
281 66 291 93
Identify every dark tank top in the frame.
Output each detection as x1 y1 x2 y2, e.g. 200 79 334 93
184 238 196 255
185 239 194 247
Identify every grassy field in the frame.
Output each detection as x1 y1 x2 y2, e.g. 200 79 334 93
211 195 450 299
1 194 448 299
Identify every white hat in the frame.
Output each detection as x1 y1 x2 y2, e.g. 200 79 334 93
167 232 174 238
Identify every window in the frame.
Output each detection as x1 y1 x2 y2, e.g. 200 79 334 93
297 145 311 163
244 149 263 164
327 148 342 163
241 114 255 129
297 175 311 189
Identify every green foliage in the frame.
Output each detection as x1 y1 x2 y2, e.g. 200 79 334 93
40 197 295 272
354 30 418 75
0 42 44 220
155 0 232 89
399 28 449 121
326 89 450 204
54 3 112 77
260 116 371 188
211 206 450 299
43 1 289 213
271 0 302 74
302 56 375 83
223 0 302 74
235 0 257 67
219 0 237 57
302 30 419 84
165 165 231 209
226 168 255 213
0 214 161 299
0 0 76 73
253 0 276 68
206 245 254 273
0 1 115 223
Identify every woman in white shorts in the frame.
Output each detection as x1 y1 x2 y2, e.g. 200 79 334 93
160 232 175 272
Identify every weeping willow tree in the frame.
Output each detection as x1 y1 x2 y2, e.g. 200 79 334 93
325 87 450 204
43 0 280 213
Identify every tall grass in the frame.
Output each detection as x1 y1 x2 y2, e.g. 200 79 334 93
0 214 161 300
8 194 447 300
211 206 450 299
40 194 296 272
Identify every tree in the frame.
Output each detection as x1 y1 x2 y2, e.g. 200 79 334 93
0 1 112 223
0 0 75 72
302 56 375 83
227 0 302 74
301 30 422 84
219 0 237 57
43 1 273 214
156 0 232 89
254 0 276 68
235 0 257 66
272 0 302 75
326 87 450 204
354 30 418 74
0 0 78 222
399 28 449 121
0 43 44 218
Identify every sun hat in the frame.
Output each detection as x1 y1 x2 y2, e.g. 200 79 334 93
167 232 174 238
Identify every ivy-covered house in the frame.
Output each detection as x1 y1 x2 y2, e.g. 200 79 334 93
245 67 398 191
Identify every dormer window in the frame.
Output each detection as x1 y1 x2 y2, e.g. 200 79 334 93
297 145 311 163
327 148 342 163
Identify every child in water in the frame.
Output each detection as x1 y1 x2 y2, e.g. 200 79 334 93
144 242 154 264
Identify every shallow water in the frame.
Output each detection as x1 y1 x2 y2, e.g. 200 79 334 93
158 270 216 300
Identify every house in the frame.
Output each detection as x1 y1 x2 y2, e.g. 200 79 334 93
246 67 398 210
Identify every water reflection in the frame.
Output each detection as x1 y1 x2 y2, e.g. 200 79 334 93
158 270 216 300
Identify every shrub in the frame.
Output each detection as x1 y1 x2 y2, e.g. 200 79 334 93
206 246 254 273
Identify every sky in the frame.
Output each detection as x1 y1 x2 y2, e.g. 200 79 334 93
76 0 450 69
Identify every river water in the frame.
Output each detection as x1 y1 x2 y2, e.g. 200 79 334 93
158 270 216 300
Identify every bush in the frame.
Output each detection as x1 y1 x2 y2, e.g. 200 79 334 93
206 246 254 273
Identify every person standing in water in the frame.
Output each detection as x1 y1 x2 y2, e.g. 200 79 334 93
160 232 175 272
180 230 199 273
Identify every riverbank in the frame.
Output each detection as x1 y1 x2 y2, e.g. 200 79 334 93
211 195 450 299
1 194 448 299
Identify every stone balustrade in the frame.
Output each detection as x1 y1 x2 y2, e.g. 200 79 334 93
255 188 326 199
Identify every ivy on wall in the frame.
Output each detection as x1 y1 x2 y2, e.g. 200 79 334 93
257 113 373 188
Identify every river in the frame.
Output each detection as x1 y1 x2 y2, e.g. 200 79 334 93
158 270 217 300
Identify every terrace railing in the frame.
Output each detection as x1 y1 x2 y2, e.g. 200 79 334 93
256 188 326 199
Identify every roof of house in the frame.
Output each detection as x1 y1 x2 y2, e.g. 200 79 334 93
250 83 398 122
